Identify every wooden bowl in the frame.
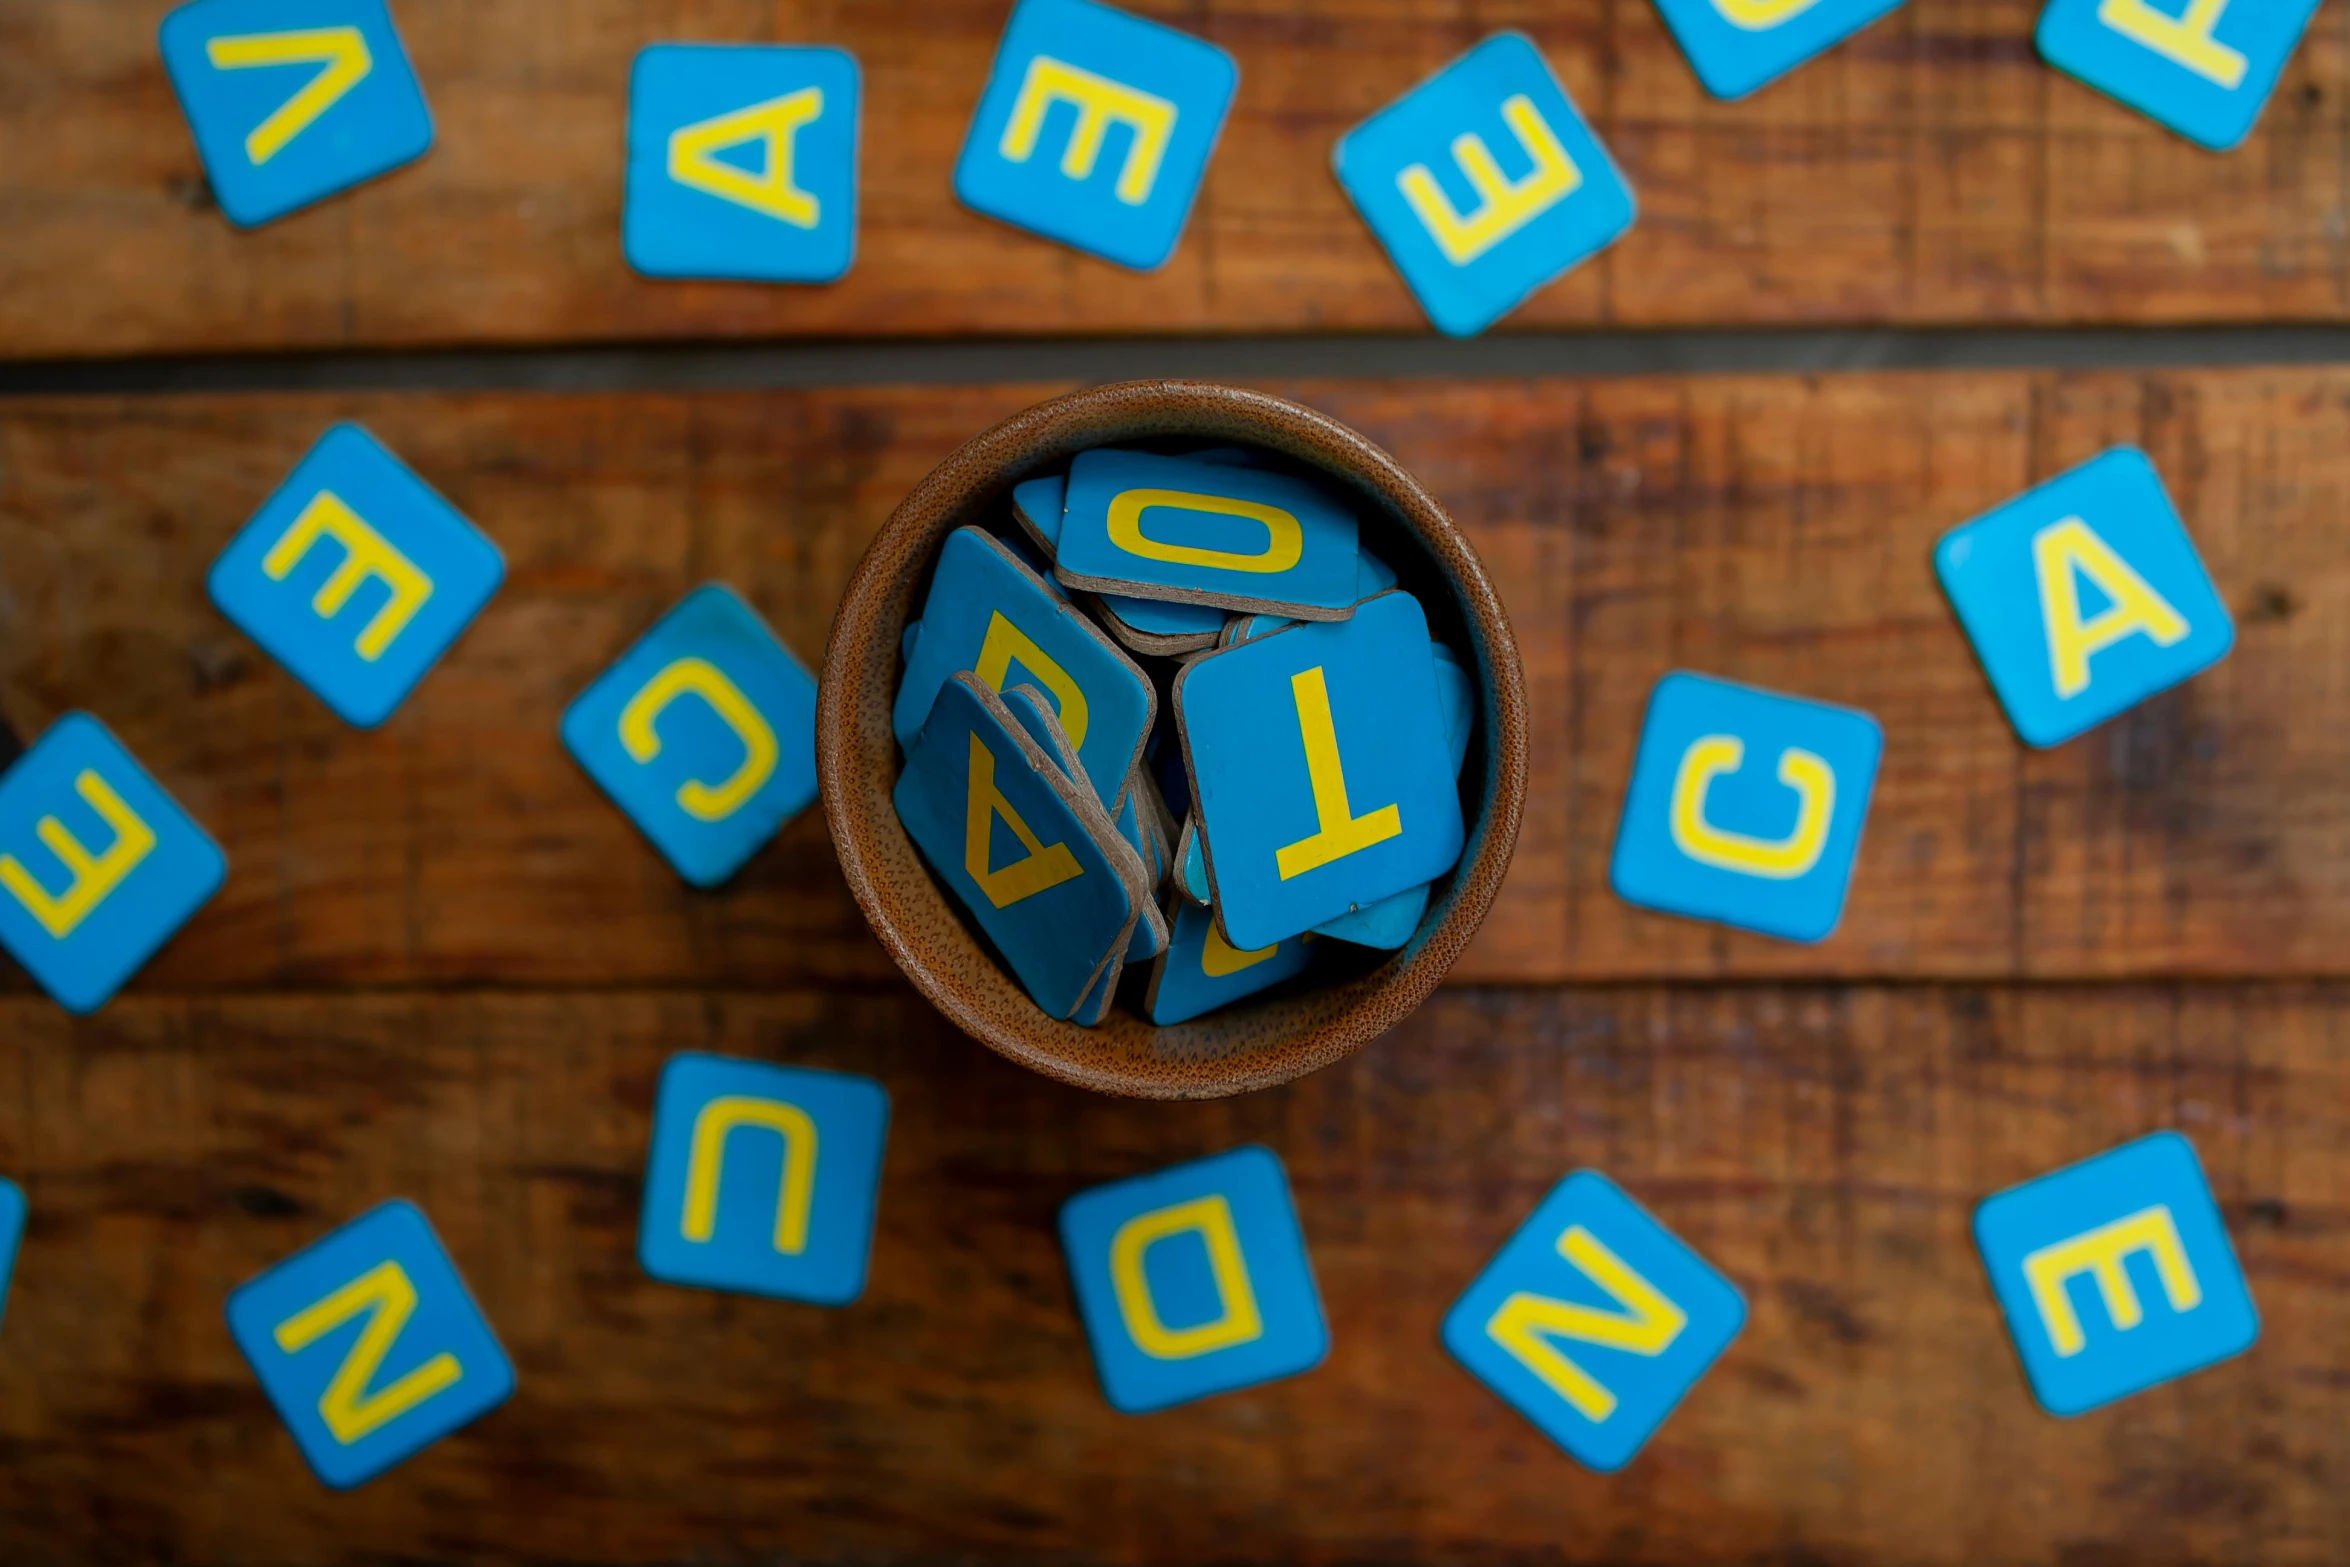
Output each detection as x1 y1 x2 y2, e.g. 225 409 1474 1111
818 381 1528 1098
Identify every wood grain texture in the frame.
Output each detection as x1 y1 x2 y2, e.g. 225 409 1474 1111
0 983 2340 1564
2 369 2343 991
5 0 2350 358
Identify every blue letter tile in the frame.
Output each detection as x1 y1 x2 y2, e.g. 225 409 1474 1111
0 714 226 1014
2038 0 2319 151
562 584 820 888
624 44 861 283
0 1178 23 1337
1177 592 1465 950
1333 33 1634 337
226 1199 514 1490
954 0 1238 271
1609 672 1880 943
1975 1130 2258 1416
1652 0 1908 100
1443 1170 1745 1472
1061 1146 1327 1413
159 0 433 228
638 1052 890 1306
210 423 504 729
1936 447 2232 748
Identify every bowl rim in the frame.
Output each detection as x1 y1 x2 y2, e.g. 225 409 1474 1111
817 379 1529 1099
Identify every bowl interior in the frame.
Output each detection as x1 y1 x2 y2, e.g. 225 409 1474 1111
818 380 1528 1098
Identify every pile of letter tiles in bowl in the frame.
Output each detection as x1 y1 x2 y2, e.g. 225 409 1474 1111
892 446 1472 1026
0 0 2309 1505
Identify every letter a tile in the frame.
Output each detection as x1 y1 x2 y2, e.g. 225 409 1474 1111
211 423 504 728
1334 33 1634 337
562 584 819 888
1177 592 1464 950
160 0 433 227
2037 0 2319 150
1935 447 2233 748
1652 0 1909 100
226 1199 514 1489
954 0 1238 271
1975 1131 2257 1416
638 1052 890 1305
894 673 1138 1019
624 44 861 282
1609 672 1881 943
1444 1171 1745 1472
0 714 226 1014
1061 1146 1326 1412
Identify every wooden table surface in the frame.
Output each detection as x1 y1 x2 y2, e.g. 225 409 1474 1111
3 1 2346 1562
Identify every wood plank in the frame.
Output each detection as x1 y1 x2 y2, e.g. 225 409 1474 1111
3 370 2344 989
4 0 2348 358
0 983 2339 1563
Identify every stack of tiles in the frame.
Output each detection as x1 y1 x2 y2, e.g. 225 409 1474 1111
892 445 1474 1028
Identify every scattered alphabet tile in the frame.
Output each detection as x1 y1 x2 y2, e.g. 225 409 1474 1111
638 1052 890 1305
210 423 503 728
894 526 1155 810
1061 1146 1327 1412
624 44 861 282
225 1199 514 1489
0 1177 22 1336
0 714 226 1014
1059 449 1361 619
895 674 1136 1019
159 0 433 227
562 584 819 888
954 0 1238 270
1178 592 1464 950
1443 1170 1745 1471
1652 0 1908 101
1333 33 1634 337
2037 0 2319 150
1609 672 1880 943
1935 446 2233 748
1975 1131 2258 1417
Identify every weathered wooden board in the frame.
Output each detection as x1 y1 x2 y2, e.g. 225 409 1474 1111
2 371 2341 990
4 0 2348 358
0 983 2338 1564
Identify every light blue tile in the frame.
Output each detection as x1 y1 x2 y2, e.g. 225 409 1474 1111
1145 900 1312 1024
0 1178 23 1337
1443 1170 1745 1472
1059 449 1360 618
562 584 818 888
1609 672 1880 943
225 1199 513 1489
210 423 503 728
160 0 432 227
0 715 226 1014
1061 1146 1326 1412
954 0 1237 270
1652 0 1907 101
1180 593 1463 949
1010 472 1225 644
1975 1131 2258 1416
2037 0 2319 150
638 1052 890 1305
894 526 1154 810
1311 639 1472 949
1333 33 1634 337
624 44 860 282
1936 447 2233 748
895 674 1135 1019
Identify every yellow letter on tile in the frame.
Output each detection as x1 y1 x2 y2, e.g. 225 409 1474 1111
1396 95 1583 266
1668 735 1835 880
1275 667 1402 880
274 1260 462 1445
965 734 1084 908
2032 516 2191 701
999 56 1177 205
2021 1204 2202 1357
2097 0 2247 87
668 88 825 227
1110 1194 1264 1359
681 1095 819 1255
206 26 373 165
0 771 157 939
619 657 779 822
1485 1225 1687 1422
262 490 435 661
